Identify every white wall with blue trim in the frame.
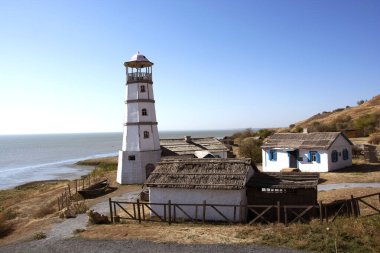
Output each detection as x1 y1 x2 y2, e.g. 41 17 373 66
262 134 352 172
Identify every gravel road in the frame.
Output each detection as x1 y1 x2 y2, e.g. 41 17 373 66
0 238 305 253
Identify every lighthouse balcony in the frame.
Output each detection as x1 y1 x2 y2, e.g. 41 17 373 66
127 73 152 83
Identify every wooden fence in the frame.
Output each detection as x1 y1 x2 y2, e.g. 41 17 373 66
108 192 380 225
57 174 104 211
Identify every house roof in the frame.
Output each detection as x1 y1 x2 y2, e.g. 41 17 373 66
261 132 353 150
246 172 319 189
160 137 228 157
145 158 253 190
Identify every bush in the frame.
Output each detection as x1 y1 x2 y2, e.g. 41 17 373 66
34 201 56 218
0 213 14 238
368 134 380 145
33 232 47 240
239 138 262 163
354 113 380 136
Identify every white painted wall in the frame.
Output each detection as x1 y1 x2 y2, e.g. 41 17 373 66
262 150 292 172
326 135 352 171
149 188 247 221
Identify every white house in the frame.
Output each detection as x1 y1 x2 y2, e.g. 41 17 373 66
261 132 353 172
145 159 254 221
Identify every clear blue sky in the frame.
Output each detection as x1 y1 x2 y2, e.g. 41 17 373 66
0 0 379 134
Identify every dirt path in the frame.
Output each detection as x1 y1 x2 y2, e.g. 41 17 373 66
45 189 142 241
0 237 304 253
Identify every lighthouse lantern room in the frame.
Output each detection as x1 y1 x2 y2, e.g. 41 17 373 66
117 52 161 184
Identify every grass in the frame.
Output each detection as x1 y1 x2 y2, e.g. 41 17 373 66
76 156 118 177
81 216 380 252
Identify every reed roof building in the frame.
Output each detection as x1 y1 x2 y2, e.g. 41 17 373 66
145 158 254 221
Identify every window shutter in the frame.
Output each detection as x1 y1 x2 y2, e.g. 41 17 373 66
268 150 272 161
316 152 320 163
273 151 277 161
307 151 311 162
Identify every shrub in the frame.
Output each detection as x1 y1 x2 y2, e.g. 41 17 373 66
368 134 380 145
357 100 365 105
354 113 380 136
239 138 262 163
0 213 14 238
33 232 47 240
34 201 56 218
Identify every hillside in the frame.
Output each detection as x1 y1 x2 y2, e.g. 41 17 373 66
289 94 380 134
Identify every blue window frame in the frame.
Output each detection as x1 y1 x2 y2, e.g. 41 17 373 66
269 150 277 161
343 149 349 160
308 151 320 163
331 150 338 163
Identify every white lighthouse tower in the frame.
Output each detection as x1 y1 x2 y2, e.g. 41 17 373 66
117 52 161 184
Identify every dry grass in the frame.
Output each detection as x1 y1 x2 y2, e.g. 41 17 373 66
80 216 380 252
319 160 380 184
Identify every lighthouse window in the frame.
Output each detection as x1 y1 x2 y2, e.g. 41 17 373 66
144 131 149 138
140 85 146 92
142 108 148 116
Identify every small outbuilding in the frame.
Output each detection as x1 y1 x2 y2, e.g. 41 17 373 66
262 132 353 172
145 158 254 221
160 136 228 158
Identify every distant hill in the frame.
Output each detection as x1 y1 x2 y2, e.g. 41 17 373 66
288 94 380 135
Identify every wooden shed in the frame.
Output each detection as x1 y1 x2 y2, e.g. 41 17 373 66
246 172 319 206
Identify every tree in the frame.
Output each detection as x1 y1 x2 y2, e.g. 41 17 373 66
239 138 262 163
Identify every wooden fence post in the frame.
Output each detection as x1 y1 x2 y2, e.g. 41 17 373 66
350 195 356 217
82 178 85 190
202 200 206 223
277 201 281 223
319 201 323 222
109 198 113 223
67 184 71 197
75 180 78 193
137 199 141 224
284 206 288 226
168 200 172 225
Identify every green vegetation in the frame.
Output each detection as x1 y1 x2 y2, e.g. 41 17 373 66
76 157 118 177
354 113 380 136
231 128 274 163
239 138 262 163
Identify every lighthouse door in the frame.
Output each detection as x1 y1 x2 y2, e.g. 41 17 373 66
145 163 155 179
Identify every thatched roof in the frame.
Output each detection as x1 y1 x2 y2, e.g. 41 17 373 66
145 159 253 190
160 137 228 157
246 172 319 189
261 132 352 150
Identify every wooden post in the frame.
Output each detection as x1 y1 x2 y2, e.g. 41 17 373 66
164 204 167 222
142 203 145 220
202 200 206 223
325 205 329 222
137 199 141 224
133 203 136 218
319 201 323 222
356 199 361 216
350 195 356 217
195 205 198 223
233 205 237 223
173 204 176 222
109 198 113 223
67 184 71 197
88 174 91 185
82 178 85 190
277 201 281 223
284 206 288 226
168 200 172 225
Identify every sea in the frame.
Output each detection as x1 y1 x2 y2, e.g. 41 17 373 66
0 130 241 190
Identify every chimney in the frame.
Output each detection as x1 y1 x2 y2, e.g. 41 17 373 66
185 136 192 143
303 128 308 134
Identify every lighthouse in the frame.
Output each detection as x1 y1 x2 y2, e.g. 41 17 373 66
117 52 161 184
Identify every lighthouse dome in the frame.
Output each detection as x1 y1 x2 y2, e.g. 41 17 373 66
125 51 153 68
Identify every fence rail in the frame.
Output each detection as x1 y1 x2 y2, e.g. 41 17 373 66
57 175 104 211
108 192 380 225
